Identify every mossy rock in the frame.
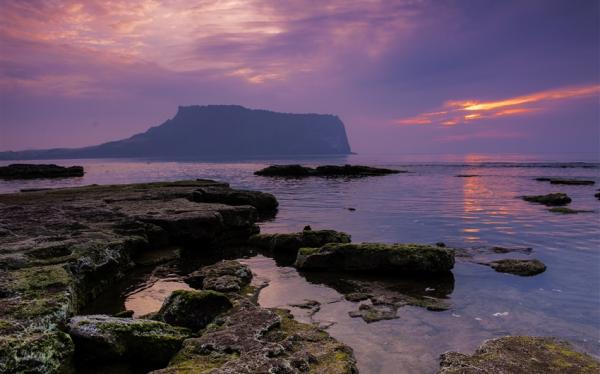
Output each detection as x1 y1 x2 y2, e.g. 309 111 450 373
522 193 572 206
488 259 546 276
295 242 455 275
0 330 74 374
439 336 599 373
68 315 190 368
249 229 351 253
155 290 233 331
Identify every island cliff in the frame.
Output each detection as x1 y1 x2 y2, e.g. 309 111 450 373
0 105 352 160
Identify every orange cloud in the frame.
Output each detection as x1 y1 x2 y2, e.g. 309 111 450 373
395 83 600 126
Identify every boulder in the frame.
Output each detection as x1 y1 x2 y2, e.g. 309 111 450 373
0 330 74 374
522 193 571 206
295 243 454 275
191 186 278 217
155 290 233 331
438 336 599 373
67 315 190 367
186 260 252 292
0 163 84 179
487 259 546 276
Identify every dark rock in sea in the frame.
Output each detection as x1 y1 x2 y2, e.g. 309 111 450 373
191 186 278 217
548 207 594 214
486 259 547 276
0 105 352 160
0 163 84 179
522 193 572 206
455 174 479 178
595 191 600 200
535 177 595 185
255 164 402 177
438 336 599 373
185 260 253 292
67 315 190 367
295 243 455 275
151 299 358 374
155 290 233 331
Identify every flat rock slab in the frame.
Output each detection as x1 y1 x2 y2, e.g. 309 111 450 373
295 242 455 275
154 290 233 331
535 177 595 185
439 336 599 373
255 164 402 177
0 163 84 179
522 193 572 206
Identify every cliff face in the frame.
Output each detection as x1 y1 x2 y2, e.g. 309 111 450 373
0 105 352 160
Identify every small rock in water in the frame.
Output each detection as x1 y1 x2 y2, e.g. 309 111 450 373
347 207 356 211
535 177 595 185
487 259 547 276
303 225 312 231
548 207 594 214
522 193 572 206
349 304 397 323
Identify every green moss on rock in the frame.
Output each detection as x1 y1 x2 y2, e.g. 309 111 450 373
155 290 233 331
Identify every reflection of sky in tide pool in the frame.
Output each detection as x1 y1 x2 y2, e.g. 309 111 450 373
4 154 599 373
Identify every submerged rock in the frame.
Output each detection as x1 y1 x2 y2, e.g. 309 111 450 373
487 259 546 276
548 207 594 214
535 177 595 185
191 186 278 217
155 290 233 331
348 303 397 323
186 260 253 292
522 193 572 206
152 298 358 374
255 164 402 177
67 315 190 367
0 163 84 179
295 243 454 275
438 336 599 373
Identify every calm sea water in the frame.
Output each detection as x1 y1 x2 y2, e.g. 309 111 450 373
2 153 599 373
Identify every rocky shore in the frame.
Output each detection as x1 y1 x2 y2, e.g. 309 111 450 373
0 179 597 373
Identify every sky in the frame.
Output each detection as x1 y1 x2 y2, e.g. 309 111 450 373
0 0 598 156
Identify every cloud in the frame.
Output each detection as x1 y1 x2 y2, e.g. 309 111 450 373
394 84 600 126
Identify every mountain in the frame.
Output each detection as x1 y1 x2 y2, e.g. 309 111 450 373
0 105 352 160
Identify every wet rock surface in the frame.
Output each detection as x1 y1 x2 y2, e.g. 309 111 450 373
522 192 572 206
255 164 402 177
249 228 351 265
486 259 547 276
0 180 265 373
548 207 594 214
154 290 233 331
191 185 278 217
0 163 84 179
295 242 455 275
186 260 253 292
438 336 600 373
68 315 190 368
535 177 595 185
152 298 358 374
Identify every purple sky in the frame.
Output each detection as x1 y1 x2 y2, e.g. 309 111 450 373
0 0 598 155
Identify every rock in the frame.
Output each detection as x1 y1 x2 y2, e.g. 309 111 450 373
186 260 252 292
249 230 351 255
191 186 278 217
548 207 594 214
436 242 446 247
113 310 135 318
155 290 233 331
438 336 599 373
535 177 595 185
255 164 402 177
0 163 84 179
596 192 600 200
295 243 455 275
0 330 74 374
151 298 358 374
455 174 479 178
349 304 396 323
522 193 571 206
254 164 315 177
303 225 312 231
487 259 546 276
345 292 371 302
67 315 190 367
